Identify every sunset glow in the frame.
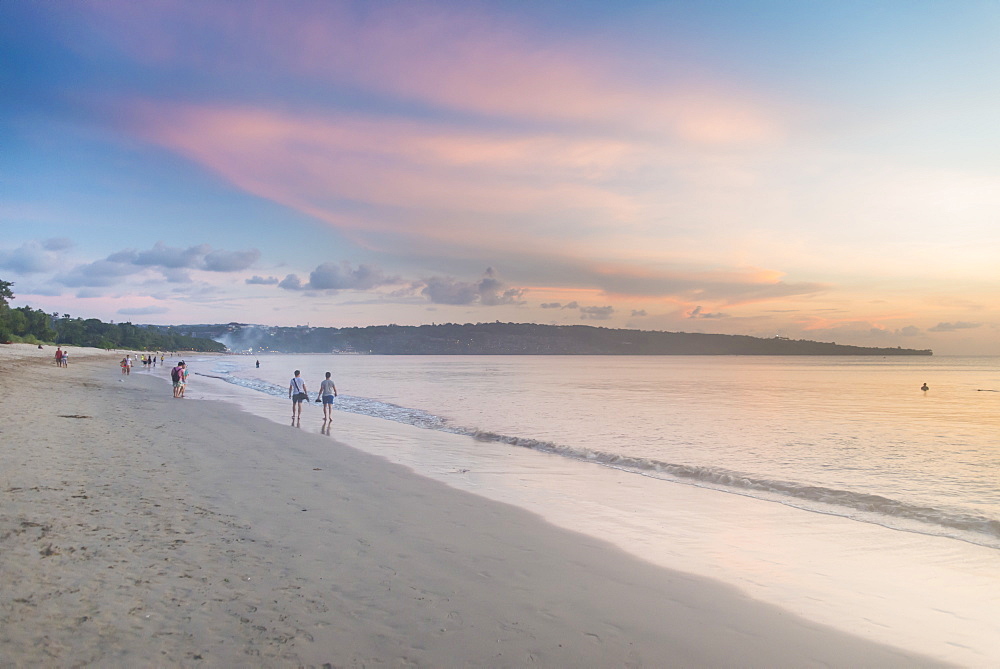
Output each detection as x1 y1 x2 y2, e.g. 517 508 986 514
3 0 998 353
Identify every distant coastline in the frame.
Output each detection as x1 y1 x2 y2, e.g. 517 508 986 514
155 322 933 356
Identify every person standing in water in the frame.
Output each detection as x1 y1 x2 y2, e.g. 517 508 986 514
172 361 188 398
289 370 308 422
318 371 338 422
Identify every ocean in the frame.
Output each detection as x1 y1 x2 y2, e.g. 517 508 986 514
168 353 1000 664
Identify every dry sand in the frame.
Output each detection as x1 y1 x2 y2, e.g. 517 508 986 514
0 344 943 667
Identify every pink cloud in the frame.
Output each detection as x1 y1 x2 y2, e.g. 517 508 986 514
86 0 785 143
131 103 642 250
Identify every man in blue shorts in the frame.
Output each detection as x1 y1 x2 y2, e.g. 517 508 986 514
319 371 338 422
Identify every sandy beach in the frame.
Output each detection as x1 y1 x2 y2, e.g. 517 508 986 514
0 344 942 667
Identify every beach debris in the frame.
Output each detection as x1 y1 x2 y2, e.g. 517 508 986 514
57 414 91 419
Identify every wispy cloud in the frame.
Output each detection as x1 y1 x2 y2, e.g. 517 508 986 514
94 1 783 141
133 105 642 248
118 305 170 316
120 242 259 272
54 242 259 289
929 321 982 332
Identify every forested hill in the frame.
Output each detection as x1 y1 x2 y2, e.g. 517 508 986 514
171 322 933 356
0 279 223 351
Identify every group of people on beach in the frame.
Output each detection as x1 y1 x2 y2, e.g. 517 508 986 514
289 369 338 425
54 347 68 367
139 353 163 369
118 353 167 375
114 352 188 398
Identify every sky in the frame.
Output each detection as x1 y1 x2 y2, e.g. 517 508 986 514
2 1 999 355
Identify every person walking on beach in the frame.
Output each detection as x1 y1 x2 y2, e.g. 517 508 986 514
318 371 338 422
289 370 308 422
60 349 68 367
55 347 63 366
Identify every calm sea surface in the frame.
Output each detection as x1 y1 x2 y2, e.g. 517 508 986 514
195 354 1000 550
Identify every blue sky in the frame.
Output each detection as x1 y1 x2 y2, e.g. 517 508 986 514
2 0 999 353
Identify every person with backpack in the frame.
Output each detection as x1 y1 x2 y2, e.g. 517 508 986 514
171 362 186 398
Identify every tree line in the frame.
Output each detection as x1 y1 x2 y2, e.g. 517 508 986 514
0 279 224 352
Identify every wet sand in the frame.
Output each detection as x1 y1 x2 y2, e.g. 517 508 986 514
0 344 942 666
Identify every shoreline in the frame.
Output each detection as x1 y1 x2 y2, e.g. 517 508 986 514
1 346 942 666
189 352 1000 666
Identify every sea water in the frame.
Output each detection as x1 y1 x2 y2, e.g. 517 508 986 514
169 354 1000 664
